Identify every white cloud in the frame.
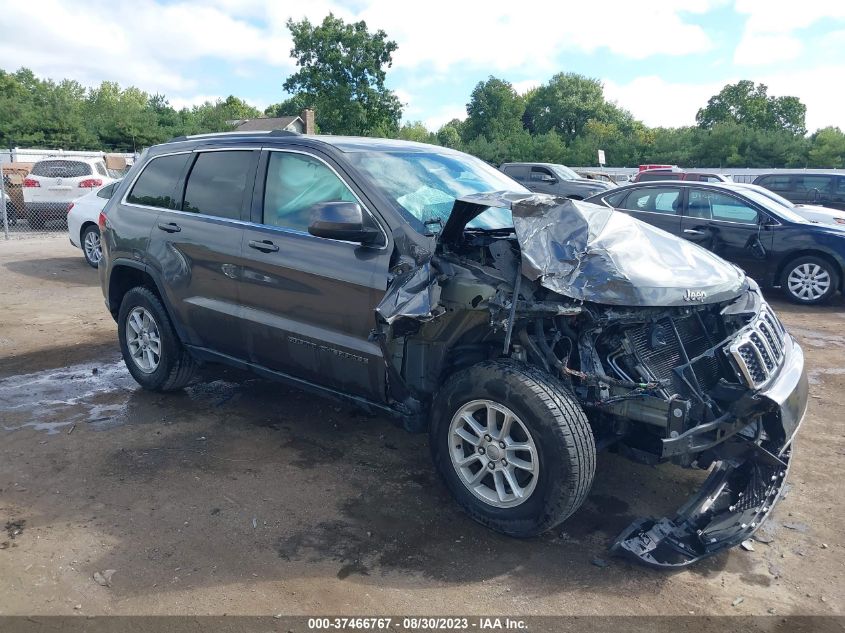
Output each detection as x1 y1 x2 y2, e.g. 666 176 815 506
733 0 845 65
605 69 845 132
603 76 726 128
512 79 542 95
423 106 467 132
357 0 716 72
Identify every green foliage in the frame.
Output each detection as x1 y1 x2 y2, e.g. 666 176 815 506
696 80 806 135
808 127 845 168
463 77 524 142
283 13 402 135
0 67 261 151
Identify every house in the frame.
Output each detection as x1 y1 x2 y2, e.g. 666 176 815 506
232 109 315 134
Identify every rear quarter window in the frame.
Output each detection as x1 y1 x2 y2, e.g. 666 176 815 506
126 154 191 209
31 160 92 178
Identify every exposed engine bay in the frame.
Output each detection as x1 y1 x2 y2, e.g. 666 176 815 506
374 193 808 567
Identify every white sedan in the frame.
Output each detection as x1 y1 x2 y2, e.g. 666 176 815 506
68 181 120 267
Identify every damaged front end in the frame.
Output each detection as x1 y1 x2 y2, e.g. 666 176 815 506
375 192 809 568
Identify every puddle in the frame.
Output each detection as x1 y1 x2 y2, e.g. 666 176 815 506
0 359 137 433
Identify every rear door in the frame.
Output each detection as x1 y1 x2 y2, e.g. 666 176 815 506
680 187 773 281
239 148 392 400
611 185 684 235
144 147 259 360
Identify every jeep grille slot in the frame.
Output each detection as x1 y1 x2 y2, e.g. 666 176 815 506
727 305 787 388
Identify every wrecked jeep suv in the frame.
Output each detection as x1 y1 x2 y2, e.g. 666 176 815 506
99 134 808 568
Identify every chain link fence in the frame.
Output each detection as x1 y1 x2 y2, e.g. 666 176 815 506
1 148 135 240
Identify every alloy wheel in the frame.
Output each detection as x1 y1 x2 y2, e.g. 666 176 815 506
84 229 102 264
125 307 162 373
448 399 539 508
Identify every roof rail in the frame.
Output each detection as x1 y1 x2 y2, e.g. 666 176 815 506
268 129 300 136
164 129 300 144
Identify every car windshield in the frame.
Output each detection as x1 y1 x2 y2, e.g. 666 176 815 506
552 165 580 181
347 150 528 233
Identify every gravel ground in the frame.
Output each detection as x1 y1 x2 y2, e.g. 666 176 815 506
0 237 842 616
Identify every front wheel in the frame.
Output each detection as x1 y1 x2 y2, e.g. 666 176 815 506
781 256 838 305
430 360 596 538
118 287 198 391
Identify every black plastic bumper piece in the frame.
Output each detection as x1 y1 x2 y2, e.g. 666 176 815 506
612 335 808 569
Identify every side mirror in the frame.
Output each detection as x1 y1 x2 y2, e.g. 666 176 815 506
308 201 380 244
540 173 557 183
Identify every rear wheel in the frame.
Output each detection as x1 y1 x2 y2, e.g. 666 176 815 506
118 287 198 391
431 360 595 537
81 225 102 268
781 255 838 305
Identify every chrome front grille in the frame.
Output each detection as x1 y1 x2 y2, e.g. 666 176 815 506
726 305 788 388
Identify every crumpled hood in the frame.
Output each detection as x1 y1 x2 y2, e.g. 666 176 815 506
442 191 747 307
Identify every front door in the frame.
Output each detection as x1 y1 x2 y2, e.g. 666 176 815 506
238 149 392 400
679 188 773 282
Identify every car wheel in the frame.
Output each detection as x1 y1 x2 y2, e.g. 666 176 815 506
781 256 839 305
118 287 198 391
4 201 16 226
81 225 102 268
430 360 595 537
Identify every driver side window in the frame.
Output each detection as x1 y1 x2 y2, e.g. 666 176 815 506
262 152 357 233
529 166 555 182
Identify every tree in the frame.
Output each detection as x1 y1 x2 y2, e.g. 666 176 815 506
436 119 464 149
523 73 625 141
264 93 312 117
696 80 806 135
462 77 524 142
808 127 845 168
283 13 402 135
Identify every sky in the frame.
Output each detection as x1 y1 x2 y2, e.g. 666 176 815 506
1 0 844 132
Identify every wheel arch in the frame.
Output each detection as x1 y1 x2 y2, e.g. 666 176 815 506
79 220 98 244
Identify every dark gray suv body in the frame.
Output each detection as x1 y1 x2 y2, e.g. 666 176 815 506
753 172 845 211
500 162 612 199
99 133 808 568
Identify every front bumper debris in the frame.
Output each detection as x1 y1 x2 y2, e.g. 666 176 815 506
612 336 808 568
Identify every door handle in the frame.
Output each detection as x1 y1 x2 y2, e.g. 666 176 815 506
157 222 181 233
248 239 279 253
683 229 705 236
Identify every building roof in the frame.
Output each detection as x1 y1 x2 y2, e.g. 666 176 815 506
234 116 301 131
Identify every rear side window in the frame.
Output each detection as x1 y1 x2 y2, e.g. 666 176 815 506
183 151 255 220
126 153 191 209
502 165 528 181
94 163 108 177
621 187 682 214
31 160 92 178
262 152 357 233
758 175 791 191
96 182 118 199
603 190 629 207
638 172 681 182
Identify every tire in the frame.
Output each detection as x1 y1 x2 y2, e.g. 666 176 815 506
81 224 102 268
4 201 16 226
781 255 839 305
430 360 596 538
117 286 198 391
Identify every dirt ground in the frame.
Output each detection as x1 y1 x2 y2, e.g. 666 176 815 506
0 236 843 617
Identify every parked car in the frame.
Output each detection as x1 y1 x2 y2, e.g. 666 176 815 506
731 183 845 227
633 168 732 183
585 181 845 304
98 133 807 567
753 172 845 211
68 181 121 267
23 157 117 228
500 162 612 198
